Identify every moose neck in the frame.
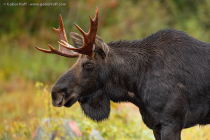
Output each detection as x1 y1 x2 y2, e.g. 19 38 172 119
104 40 150 106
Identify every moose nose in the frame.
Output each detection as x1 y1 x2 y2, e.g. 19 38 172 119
51 92 64 107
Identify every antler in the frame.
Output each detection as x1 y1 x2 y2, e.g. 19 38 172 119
59 7 98 58
35 15 79 58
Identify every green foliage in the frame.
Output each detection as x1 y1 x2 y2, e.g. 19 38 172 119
1 0 210 41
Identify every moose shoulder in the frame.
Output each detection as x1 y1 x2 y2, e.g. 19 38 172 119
35 7 210 140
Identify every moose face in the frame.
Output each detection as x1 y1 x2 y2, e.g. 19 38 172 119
51 34 108 107
35 7 112 121
51 34 111 121
36 7 110 121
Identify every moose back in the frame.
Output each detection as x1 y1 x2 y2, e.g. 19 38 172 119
36 7 210 140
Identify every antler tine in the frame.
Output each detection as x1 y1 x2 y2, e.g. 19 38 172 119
74 24 87 38
60 6 98 58
35 14 79 58
35 46 52 53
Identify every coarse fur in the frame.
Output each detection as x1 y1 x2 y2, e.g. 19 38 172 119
51 29 210 140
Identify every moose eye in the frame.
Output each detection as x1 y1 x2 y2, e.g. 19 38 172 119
83 62 93 69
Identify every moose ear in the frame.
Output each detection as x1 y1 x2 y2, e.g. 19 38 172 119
69 32 84 48
94 35 109 59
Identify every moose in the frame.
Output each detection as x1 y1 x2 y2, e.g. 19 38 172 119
35 7 210 140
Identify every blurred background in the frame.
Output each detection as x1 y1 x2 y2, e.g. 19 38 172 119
1 0 210 139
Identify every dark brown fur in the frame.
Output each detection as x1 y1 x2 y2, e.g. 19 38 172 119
51 29 210 140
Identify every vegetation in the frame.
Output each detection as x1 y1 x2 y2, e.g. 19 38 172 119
1 0 210 139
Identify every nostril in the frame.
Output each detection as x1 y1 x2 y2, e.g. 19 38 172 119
55 97 63 106
61 91 65 96
51 92 64 107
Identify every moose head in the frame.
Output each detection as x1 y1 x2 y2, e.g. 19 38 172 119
36 7 133 121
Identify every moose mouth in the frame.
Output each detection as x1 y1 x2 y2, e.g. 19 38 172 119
64 97 77 107
62 92 78 107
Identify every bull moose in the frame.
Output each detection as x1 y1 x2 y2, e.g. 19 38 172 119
35 7 210 140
